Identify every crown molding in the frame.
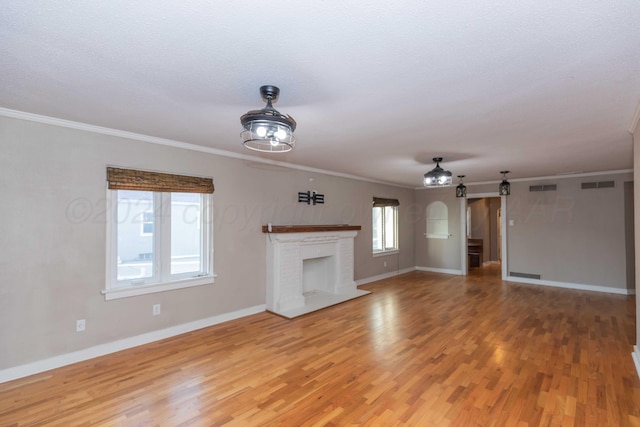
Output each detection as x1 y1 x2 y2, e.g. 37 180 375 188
471 169 633 185
1 107 630 192
0 107 412 189
415 169 633 190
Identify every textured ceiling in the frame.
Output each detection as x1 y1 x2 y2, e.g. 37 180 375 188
1 1 639 187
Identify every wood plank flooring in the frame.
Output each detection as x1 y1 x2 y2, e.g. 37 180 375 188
1 265 639 426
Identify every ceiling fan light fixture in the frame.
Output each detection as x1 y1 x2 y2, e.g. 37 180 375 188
240 85 296 153
423 157 453 187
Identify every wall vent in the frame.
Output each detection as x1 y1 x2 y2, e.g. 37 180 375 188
529 184 557 192
581 181 615 189
510 272 541 280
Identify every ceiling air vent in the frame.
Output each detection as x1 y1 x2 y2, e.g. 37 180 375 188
529 184 557 192
581 181 615 189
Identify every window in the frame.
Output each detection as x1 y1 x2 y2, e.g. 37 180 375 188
105 167 215 300
372 197 399 254
141 210 154 235
426 201 449 238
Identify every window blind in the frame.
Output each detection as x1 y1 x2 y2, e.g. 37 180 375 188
372 197 400 207
106 167 214 194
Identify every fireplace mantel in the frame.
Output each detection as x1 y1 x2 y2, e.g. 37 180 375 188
262 224 361 233
263 225 369 318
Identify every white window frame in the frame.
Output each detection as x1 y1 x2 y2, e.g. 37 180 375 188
104 189 215 300
372 205 399 256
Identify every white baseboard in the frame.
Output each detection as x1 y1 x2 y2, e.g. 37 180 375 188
356 267 416 286
416 266 463 275
505 276 634 295
0 304 266 384
633 346 640 381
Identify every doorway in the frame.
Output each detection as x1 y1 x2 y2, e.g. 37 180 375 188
460 193 507 279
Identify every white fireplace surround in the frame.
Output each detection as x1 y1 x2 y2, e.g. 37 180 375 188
265 227 370 318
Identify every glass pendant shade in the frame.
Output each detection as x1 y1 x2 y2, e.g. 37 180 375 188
456 175 467 198
241 85 296 153
423 157 453 187
499 171 511 195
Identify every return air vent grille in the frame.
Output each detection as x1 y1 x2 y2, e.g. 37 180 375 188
510 272 541 280
529 184 557 192
581 181 615 190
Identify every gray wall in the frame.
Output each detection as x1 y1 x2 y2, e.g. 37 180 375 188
634 119 640 351
468 198 487 241
624 181 635 290
489 198 500 261
0 115 415 370
506 174 632 289
415 174 633 291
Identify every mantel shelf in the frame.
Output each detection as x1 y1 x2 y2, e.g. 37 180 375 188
261 224 361 233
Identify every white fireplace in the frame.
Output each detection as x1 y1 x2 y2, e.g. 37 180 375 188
264 225 370 318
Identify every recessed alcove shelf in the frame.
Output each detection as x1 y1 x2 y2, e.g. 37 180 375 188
263 224 369 318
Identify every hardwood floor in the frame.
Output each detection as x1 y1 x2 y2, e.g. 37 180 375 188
1 266 639 426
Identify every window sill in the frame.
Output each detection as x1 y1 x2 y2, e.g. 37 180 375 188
373 250 399 258
102 274 217 300
425 233 451 239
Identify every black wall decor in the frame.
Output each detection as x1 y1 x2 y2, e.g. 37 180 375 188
298 191 325 205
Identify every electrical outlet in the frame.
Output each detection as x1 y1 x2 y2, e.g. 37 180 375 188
76 319 86 332
153 304 161 316
384 261 387 267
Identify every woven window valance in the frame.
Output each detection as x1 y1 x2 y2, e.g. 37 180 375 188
107 167 214 194
372 197 400 207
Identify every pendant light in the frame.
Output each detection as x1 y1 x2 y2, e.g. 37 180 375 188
499 171 511 195
240 85 296 153
456 175 467 198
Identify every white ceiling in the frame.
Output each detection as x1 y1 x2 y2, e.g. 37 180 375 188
1 1 639 187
